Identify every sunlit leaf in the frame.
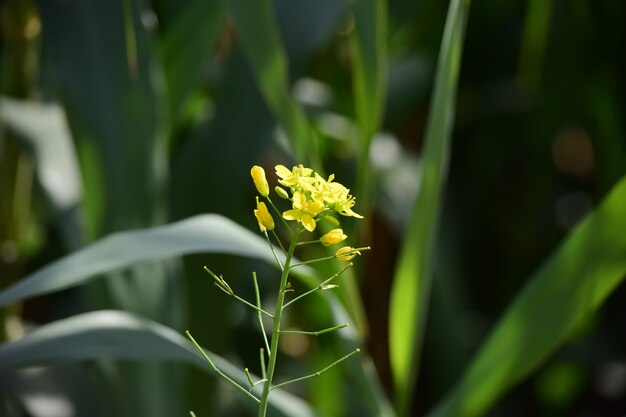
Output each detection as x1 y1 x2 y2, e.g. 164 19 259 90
427 175 626 417
387 0 470 415
349 0 387 214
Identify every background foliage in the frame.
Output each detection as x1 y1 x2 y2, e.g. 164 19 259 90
0 0 625 416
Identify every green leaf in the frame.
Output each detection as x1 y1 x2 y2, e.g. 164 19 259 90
0 214 306 308
0 212 395 416
222 0 318 167
36 0 167 233
349 0 387 214
160 0 224 125
427 175 626 417
0 97 84 250
0 310 316 417
387 0 470 415
0 97 82 213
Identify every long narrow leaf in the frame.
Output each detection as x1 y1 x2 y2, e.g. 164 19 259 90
343 0 388 343
0 310 315 417
349 0 387 215
0 214 310 308
387 0 470 415
222 0 318 167
426 175 626 417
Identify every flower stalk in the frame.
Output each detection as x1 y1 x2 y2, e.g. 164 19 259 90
186 164 368 417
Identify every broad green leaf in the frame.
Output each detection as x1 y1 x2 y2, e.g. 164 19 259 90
0 310 315 417
222 0 318 167
0 214 311 308
387 0 470 415
0 212 395 416
0 97 82 212
426 175 626 417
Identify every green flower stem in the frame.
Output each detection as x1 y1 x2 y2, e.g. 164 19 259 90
295 239 321 246
264 231 284 271
279 323 349 336
232 293 274 318
258 226 302 417
282 263 353 309
289 246 371 269
204 267 273 317
253 273 271 356
266 196 292 234
270 229 287 255
270 348 361 391
189 411 197 417
259 348 267 379
185 330 261 404
245 368 267 388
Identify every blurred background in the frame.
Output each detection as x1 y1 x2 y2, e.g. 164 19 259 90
0 0 625 416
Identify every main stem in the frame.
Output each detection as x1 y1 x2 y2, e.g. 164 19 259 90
258 228 300 417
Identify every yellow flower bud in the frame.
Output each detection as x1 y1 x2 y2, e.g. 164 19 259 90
251 165 270 197
335 246 360 261
254 201 274 232
320 229 348 246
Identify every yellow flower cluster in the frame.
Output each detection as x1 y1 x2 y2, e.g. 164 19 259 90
251 164 365 261
275 164 363 232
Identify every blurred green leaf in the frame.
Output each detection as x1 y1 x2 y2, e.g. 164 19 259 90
0 214 312 308
0 97 82 213
349 0 387 214
27 2 175 415
517 0 554 88
223 0 318 167
160 0 223 125
37 0 167 233
0 212 395 416
427 175 626 417
0 310 316 417
387 0 470 415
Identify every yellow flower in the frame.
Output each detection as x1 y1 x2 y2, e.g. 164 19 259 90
254 201 274 232
334 195 363 219
275 164 316 191
251 165 270 197
310 175 363 219
335 246 360 261
283 191 324 232
320 229 347 246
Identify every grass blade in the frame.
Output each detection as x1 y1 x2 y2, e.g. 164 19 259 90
387 0 470 415
427 175 626 417
349 0 387 215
